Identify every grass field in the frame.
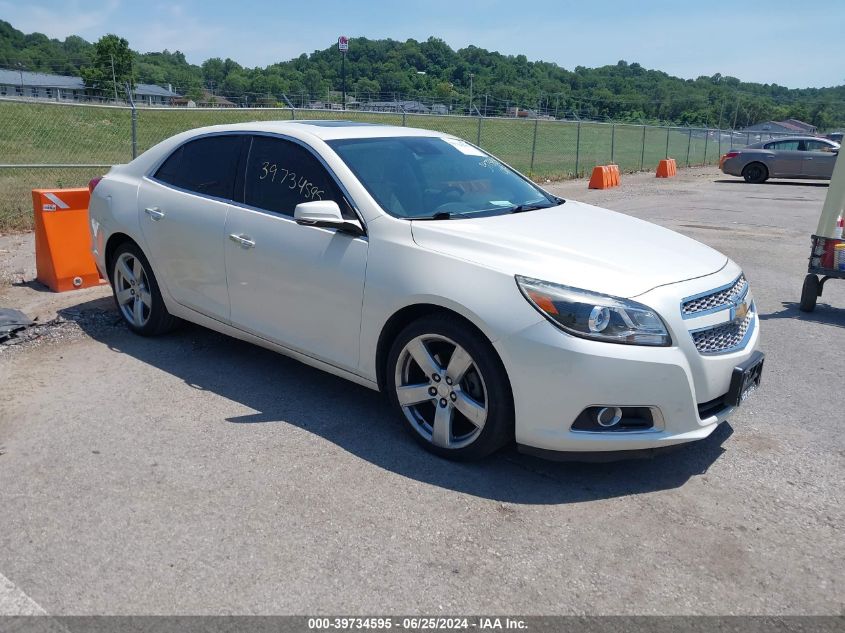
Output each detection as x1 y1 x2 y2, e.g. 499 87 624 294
0 99 736 231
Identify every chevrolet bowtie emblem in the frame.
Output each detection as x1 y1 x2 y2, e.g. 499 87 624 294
733 301 749 321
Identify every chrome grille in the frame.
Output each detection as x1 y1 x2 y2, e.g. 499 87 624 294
682 275 748 317
691 309 754 355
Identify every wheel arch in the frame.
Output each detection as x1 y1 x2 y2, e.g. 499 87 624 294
374 302 508 393
742 160 769 180
104 232 172 307
105 232 137 274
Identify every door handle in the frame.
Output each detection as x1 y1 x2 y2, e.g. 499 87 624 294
144 206 165 220
229 233 256 248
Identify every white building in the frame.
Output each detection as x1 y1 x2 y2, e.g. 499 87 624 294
0 69 180 105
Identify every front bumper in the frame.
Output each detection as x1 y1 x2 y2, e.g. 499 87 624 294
495 265 761 453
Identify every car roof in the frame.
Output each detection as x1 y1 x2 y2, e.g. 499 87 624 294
747 136 839 148
176 120 448 141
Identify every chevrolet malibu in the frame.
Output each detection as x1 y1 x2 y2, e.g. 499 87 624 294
88 121 763 460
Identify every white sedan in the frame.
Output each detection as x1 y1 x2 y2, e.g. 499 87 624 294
88 121 763 460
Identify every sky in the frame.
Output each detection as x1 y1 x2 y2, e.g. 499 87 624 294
2 0 843 89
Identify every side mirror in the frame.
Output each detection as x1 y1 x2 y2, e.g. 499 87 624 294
294 200 364 236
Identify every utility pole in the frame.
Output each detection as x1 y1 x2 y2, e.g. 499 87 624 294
110 53 119 102
484 94 488 117
731 94 740 130
338 35 349 110
468 73 474 117
717 98 725 130
17 62 24 96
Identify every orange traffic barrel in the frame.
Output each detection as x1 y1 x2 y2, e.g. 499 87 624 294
32 188 105 292
589 165 621 189
656 159 677 178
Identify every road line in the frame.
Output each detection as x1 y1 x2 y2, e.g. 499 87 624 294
0 571 47 615
0 572 72 633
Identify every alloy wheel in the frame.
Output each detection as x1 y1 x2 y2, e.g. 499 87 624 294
114 252 152 327
394 334 488 449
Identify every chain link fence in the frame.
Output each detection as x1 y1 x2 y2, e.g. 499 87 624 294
0 98 796 230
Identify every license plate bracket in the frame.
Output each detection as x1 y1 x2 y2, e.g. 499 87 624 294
726 351 765 407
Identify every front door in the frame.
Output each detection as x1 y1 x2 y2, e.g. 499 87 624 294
138 134 246 321
224 135 368 371
801 140 838 178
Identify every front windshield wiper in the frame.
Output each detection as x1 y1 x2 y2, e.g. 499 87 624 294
412 211 452 221
509 202 559 214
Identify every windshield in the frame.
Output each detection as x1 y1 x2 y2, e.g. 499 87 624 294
326 136 560 219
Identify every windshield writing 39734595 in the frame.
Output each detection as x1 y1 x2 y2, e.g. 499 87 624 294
258 162 324 201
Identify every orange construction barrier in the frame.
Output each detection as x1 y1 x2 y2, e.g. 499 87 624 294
33 188 105 292
588 165 621 189
656 158 677 178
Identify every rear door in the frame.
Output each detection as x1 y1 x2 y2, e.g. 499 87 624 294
801 139 838 178
224 135 368 371
138 134 246 321
764 140 802 177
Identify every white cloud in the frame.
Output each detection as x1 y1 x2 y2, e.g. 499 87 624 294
130 16 224 57
0 0 120 39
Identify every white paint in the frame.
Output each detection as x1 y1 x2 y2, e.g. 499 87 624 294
42 193 69 210
0 571 47 615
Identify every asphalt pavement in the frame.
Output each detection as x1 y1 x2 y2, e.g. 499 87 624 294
0 166 842 615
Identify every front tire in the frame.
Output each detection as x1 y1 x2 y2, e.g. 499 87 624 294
111 242 179 336
386 314 514 460
799 274 819 312
742 162 768 183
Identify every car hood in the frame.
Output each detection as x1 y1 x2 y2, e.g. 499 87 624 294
410 201 727 298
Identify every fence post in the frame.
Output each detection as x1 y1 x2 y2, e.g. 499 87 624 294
402 109 407 126
640 125 646 171
529 117 539 176
685 128 692 167
746 132 750 145
665 126 670 159
575 120 581 177
131 106 138 159
476 115 482 146
610 123 615 164
703 128 709 166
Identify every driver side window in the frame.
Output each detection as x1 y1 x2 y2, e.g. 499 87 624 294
244 136 355 219
804 140 834 152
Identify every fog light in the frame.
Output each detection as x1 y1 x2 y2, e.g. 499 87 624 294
596 406 623 427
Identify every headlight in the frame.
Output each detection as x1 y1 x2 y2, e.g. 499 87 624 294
515 275 671 346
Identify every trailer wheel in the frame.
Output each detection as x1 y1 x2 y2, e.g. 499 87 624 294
799 274 819 312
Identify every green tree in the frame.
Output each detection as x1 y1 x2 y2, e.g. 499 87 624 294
80 34 132 99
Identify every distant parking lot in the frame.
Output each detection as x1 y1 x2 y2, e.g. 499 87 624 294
0 166 842 615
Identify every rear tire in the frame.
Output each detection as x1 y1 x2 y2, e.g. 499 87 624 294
110 242 179 336
799 274 819 312
742 162 768 183
386 314 514 461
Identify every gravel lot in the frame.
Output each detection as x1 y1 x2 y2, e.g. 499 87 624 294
0 166 843 616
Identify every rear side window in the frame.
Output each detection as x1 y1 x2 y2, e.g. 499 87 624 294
765 140 799 150
154 135 243 200
244 136 352 218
